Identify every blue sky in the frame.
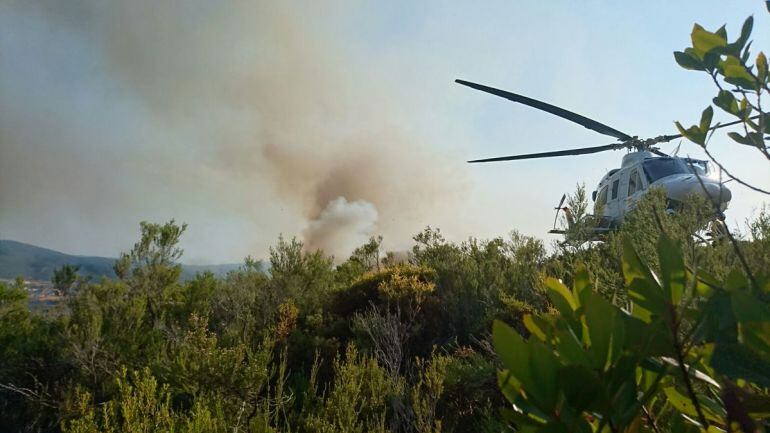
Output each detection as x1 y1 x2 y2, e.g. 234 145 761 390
1 1 768 263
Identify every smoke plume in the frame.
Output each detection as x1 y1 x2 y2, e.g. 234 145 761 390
0 1 466 261
303 197 378 259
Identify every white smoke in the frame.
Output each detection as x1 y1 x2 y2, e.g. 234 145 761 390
303 197 378 260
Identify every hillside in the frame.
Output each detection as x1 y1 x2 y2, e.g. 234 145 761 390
0 240 247 281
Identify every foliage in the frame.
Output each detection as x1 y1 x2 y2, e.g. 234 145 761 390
52 264 80 296
0 189 768 433
493 232 770 432
675 16 769 156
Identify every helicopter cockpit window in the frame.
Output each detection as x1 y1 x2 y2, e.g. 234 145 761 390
611 179 619 200
628 170 642 196
596 185 608 210
642 158 689 183
684 159 713 178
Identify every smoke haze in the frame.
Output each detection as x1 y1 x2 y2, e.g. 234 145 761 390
0 1 466 262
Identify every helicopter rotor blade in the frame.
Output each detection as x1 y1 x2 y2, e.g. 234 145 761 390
468 142 623 163
456 79 634 141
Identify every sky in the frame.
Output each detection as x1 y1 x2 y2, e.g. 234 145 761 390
1 0 769 264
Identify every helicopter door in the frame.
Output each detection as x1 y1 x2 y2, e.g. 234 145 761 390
594 184 608 217
625 168 645 213
606 176 622 221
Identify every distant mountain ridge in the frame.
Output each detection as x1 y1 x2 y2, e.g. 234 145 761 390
0 240 247 281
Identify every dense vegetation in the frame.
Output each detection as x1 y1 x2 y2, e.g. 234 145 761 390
1 187 768 432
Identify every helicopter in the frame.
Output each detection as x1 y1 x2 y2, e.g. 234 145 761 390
456 79 738 238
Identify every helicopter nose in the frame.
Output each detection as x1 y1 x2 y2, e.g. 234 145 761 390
663 176 732 209
690 180 731 206
702 182 731 203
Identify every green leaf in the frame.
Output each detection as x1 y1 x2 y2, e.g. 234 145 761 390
523 314 548 341
583 292 621 370
527 338 560 412
558 365 605 412
727 131 753 145
671 413 700 433
493 320 530 382
712 342 770 388
674 51 704 71
715 25 727 41
573 266 591 303
623 315 670 355
741 322 770 357
725 268 749 291
497 369 522 403
742 41 753 63
699 106 714 133
664 387 700 420
720 55 757 89
675 121 706 146
697 291 737 344
545 277 578 315
757 51 768 83
553 326 592 366
623 240 668 323
712 90 739 116
658 235 686 306
729 16 754 55
691 24 727 58
731 291 770 322
498 407 544 427
622 237 660 287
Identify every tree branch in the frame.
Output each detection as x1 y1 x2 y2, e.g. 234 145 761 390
700 144 770 195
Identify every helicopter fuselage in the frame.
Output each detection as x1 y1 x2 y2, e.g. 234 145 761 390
590 151 731 228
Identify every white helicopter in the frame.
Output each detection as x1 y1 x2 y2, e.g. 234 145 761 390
457 79 737 237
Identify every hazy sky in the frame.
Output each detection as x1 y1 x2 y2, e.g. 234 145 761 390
2 1 769 264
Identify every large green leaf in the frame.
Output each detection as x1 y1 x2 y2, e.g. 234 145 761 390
528 338 560 412
712 90 739 116
573 266 592 304
658 235 685 306
622 238 668 320
498 369 522 404
712 342 770 388
724 268 749 291
553 325 592 366
727 131 754 145
583 292 622 370
674 50 704 71
675 121 706 146
558 365 605 412
664 387 701 421
545 277 578 316
499 406 544 428
719 56 757 89
697 291 737 344
523 313 555 342
691 24 727 58
727 16 754 55
699 106 714 133
740 322 770 360
493 320 530 385
731 291 770 323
